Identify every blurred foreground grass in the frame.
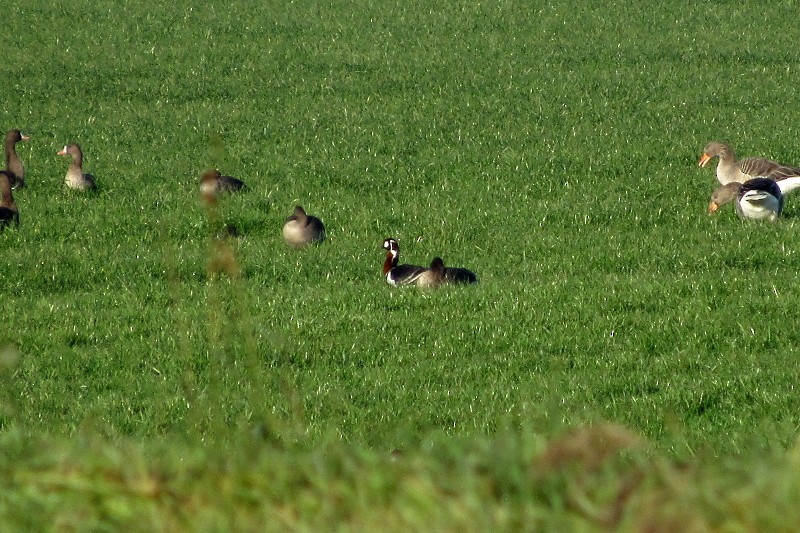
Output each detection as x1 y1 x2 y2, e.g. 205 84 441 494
3 421 800 531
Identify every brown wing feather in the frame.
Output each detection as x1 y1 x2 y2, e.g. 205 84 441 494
766 165 800 181
737 157 780 177
737 157 800 180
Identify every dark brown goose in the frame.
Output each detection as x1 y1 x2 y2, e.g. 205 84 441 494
417 256 479 286
4 129 29 189
0 170 19 230
442 261 478 285
416 257 447 288
198 168 247 197
382 238 427 286
698 141 800 185
57 143 97 190
282 205 326 248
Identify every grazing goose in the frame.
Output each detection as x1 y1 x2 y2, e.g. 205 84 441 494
57 143 97 190
198 168 247 197
708 176 800 221
4 129 29 189
382 238 427 286
698 141 800 185
282 205 326 248
0 170 19 229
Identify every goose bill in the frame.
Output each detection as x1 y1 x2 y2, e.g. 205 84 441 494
698 153 712 167
707 201 720 214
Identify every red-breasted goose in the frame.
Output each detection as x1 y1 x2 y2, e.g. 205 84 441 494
198 169 247 197
57 143 97 190
4 129 29 189
708 176 800 222
698 141 800 185
382 238 427 286
0 170 19 229
282 205 326 248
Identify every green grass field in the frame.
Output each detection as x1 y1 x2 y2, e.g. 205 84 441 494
4 0 800 529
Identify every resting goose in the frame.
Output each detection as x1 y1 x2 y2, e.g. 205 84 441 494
4 129 29 189
198 169 247 197
0 170 19 229
382 238 427 286
282 205 326 247
708 176 800 222
443 261 478 285
415 256 478 287
57 143 97 190
698 141 800 185
416 257 446 288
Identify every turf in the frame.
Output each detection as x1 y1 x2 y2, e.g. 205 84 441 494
4 0 800 528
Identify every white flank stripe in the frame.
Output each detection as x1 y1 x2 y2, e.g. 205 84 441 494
778 176 800 195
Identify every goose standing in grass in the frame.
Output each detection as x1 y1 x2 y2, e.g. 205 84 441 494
698 141 800 185
57 143 97 190
4 129 29 189
282 205 325 248
198 169 247 197
0 170 19 229
382 238 427 286
708 176 800 222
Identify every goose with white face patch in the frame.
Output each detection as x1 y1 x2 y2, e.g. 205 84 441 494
382 238 427 286
4 129 29 189
708 176 800 222
57 143 97 190
698 141 800 185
